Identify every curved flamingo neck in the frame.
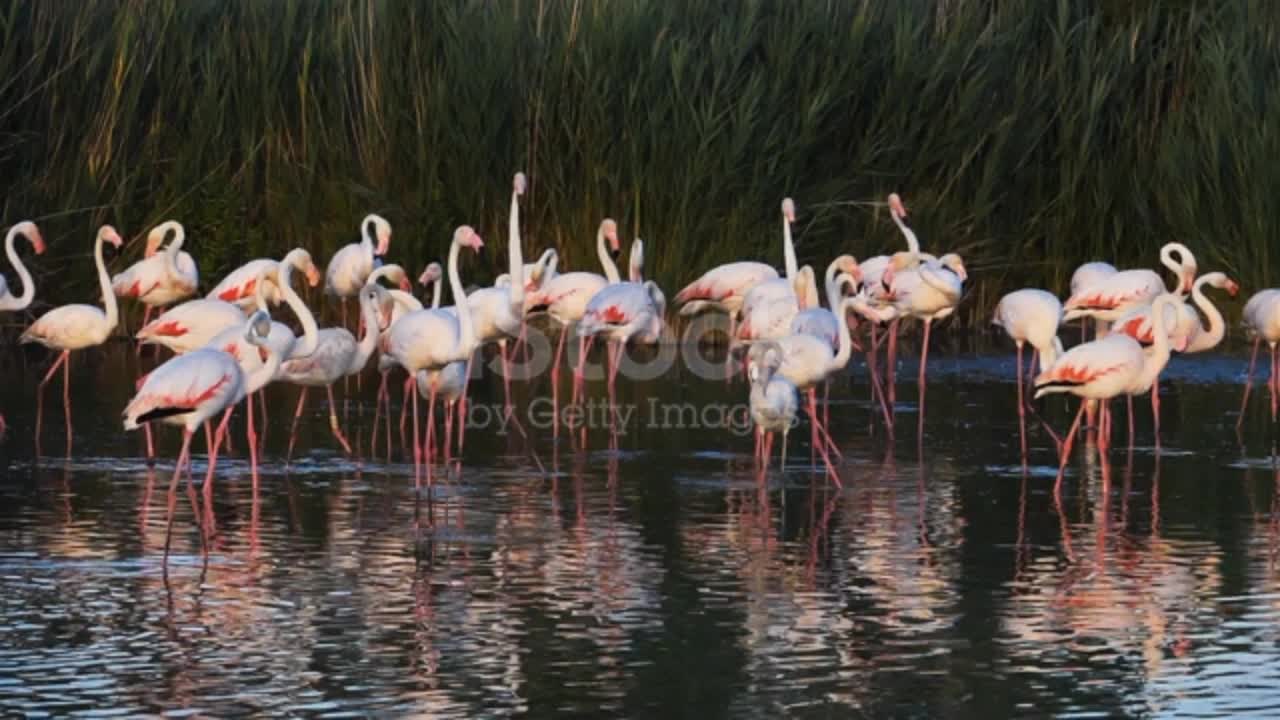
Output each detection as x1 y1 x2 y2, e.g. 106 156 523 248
597 225 620 284
3 226 35 309
95 233 119 331
279 256 319 357
448 237 475 357
783 215 798 279
1189 276 1225 351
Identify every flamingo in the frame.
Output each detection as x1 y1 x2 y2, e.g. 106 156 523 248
278 282 391 459
577 238 666 409
768 290 860 481
123 310 278 563
111 220 198 330
1239 289 1280 428
524 219 621 404
746 341 799 472
20 225 123 453
0 220 45 438
385 225 484 470
142 248 322 354
882 251 967 436
457 172 527 407
325 213 392 330
1069 261 1117 340
992 288 1064 457
1035 293 1179 489
201 255 321 476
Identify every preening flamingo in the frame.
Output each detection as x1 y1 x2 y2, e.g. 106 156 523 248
207 250 323 309
278 282 391 459
325 213 392 329
747 342 799 472
1239 289 1280 428
993 288 1064 457
1035 293 1179 488
202 256 321 476
143 248 322 354
20 225 123 453
0 220 44 439
577 238 666 409
458 172 527 407
111 220 198 329
524 218 621 403
123 310 277 563
0 221 46 312
385 225 484 470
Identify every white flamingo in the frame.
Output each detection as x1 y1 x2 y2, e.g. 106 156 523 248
746 342 799 472
123 310 277 563
385 225 484 470
278 282 390 459
523 219 621 403
0 220 44 439
111 220 198 329
992 288 1064 456
20 225 123 453
325 213 392 330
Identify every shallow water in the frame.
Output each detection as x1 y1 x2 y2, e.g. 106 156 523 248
1 338 1280 717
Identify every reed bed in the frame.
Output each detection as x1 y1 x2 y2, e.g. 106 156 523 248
0 0 1276 325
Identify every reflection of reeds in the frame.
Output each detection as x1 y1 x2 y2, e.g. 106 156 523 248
2 1 1275 323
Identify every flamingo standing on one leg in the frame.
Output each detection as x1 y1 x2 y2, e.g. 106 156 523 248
746 342 799 472
993 288 1064 458
111 220 198 334
523 219 621 409
1240 289 1280 431
123 310 278 563
385 226 484 475
278 283 391 460
0 221 45 438
1035 294 1179 492
20 225 123 454
325 213 391 331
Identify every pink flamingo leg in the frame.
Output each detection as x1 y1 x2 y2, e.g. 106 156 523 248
1016 342 1027 459
286 387 308 463
162 430 195 566
326 384 353 455
1238 337 1261 432
917 319 932 441
35 350 69 453
1054 400 1089 495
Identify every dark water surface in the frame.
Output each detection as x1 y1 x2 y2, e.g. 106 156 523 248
1 338 1279 718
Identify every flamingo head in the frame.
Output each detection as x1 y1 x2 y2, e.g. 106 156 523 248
888 193 907 220
455 225 484 252
602 219 620 258
418 262 442 287
12 221 44 254
939 252 967 282
99 225 124 249
781 197 796 224
364 213 392 257
513 171 527 196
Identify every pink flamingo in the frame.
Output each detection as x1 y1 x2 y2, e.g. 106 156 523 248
746 342 799 472
1035 293 1179 490
457 172 527 408
385 225 484 471
524 219 621 404
992 288 1063 456
1239 288 1280 429
325 214 391 330
278 282 391 460
142 249 322 354
0 220 45 438
111 220 198 331
21 225 123 453
577 238 666 410
123 310 278 562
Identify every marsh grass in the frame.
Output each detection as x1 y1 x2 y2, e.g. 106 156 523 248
0 0 1275 326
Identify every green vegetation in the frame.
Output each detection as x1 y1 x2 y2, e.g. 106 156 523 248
0 0 1275 324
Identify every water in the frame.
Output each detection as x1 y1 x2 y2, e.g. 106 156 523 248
1 337 1279 717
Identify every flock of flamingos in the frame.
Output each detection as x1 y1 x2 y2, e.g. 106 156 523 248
0 171 1278 539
